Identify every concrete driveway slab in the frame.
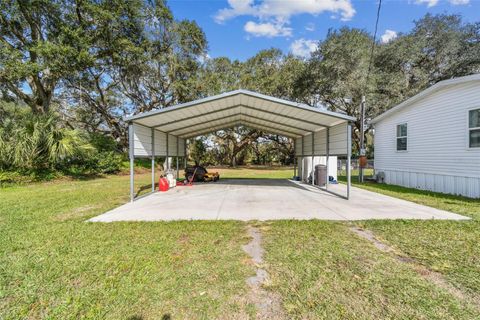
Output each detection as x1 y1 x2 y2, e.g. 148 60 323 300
89 179 469 222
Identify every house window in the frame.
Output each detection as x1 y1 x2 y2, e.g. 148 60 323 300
396 123 407 151
469 108 480 148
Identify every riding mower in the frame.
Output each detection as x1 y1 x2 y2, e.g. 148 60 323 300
184 165 220 183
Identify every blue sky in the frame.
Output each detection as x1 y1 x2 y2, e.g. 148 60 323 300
169 0 480 61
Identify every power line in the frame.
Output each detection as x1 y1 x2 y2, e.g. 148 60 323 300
366 0 382 86
360 0 382 183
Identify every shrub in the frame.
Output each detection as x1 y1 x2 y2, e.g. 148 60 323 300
0 104 94 171
0 171 27 186
95 151 124 174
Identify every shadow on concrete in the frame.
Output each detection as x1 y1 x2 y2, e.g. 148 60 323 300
133 178 348 201
203 178 311 191
135 182 158 198
134 178 344 196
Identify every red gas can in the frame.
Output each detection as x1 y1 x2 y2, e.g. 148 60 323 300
158 177 169 192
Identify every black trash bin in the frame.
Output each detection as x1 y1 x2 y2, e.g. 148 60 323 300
314 164 327 186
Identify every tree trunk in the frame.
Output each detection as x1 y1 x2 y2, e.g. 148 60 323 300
230 155 236 167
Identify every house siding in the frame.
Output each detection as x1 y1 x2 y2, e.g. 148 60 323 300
374 81 480 198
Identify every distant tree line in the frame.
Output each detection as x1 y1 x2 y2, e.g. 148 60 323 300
0 0 479 177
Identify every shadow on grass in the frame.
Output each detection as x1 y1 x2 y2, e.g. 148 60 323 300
0 169 108 187
63 172 107 181
127 312 172 319
135 182 159 198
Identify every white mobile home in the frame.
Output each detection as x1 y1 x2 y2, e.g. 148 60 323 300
371 74 480 198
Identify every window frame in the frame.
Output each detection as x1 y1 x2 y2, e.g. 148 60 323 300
467 107 480 149
396 122 408 152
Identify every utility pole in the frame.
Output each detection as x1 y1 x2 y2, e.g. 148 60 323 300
359 95 366 183
359 0 382 183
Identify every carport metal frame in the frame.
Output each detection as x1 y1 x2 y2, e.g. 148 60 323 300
125 90 355 202
294 124 353 200
128 124 187 202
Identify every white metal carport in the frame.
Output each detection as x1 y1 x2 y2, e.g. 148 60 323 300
125 89 355 201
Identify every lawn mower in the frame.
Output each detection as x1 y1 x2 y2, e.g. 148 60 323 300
184 165 220 182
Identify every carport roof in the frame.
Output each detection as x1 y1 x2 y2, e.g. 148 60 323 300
125 89 355 138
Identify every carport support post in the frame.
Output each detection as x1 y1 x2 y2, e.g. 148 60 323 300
129 122 134 202
326 127 329 190
166 133 169 171
151 128 155 193
184 139 187 168
347 123 352 200
293 140 297 178
176 137 179 178
311 132 315 186
301 136 305 182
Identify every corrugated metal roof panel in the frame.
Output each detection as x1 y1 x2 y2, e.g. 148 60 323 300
126 90 354 138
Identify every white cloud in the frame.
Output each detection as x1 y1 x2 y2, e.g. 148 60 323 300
215 0 355 37
216 0 355 22
244 21 292 37
414 0 469 6
415 0 438 7
305 23 315 32
215 0 256 23
381 30 398 43
290 38 318 58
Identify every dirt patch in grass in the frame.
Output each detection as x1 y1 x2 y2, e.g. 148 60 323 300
349 226 396 254
350 226 480 309
54 204 102 221
242 225 286 319
343 173 480 303
262 220 478 319
358 219 480 300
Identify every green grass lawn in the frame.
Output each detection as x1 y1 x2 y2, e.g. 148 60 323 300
339 169 479 218
211 165 294 179
0 174 254 319
339 172 480 302
262 221 478 319
1 167 479 319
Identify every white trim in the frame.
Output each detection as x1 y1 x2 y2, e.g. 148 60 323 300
396 122 408 152
467 106 480 149
371 74 480 124
375 167 480 179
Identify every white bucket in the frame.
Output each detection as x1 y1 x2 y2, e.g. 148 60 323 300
166 173 176 188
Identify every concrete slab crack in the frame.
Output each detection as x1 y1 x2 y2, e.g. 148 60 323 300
242 225 286 319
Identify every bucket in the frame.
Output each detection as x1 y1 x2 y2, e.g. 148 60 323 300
166 173 176 188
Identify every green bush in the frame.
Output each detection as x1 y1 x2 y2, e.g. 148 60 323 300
0 104 94 171
95 152 124 174
89 132 119 152
0 170 61 186
0 171 27 185
0 103 126 180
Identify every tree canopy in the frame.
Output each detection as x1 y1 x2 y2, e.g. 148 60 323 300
1 4 479 172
